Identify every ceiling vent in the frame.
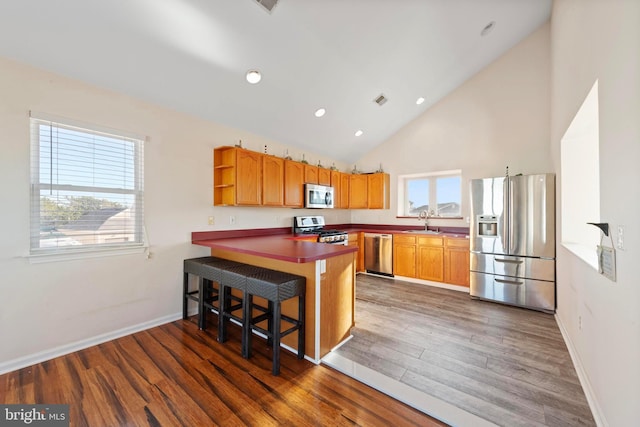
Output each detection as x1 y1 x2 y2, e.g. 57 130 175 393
254 0 278 13
374 94 388 106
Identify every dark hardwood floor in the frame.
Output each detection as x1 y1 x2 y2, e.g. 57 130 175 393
334 274 596 427
0 315 446 426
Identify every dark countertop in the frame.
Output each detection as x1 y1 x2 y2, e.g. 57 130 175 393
192 233 357 264
191 223 469 264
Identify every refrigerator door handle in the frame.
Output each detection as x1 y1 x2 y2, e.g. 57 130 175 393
495 278 523 286
502 177 509 253
494 258 523 264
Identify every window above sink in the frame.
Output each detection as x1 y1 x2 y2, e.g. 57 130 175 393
397 169 462 218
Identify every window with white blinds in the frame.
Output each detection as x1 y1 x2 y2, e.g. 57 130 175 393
30 114 145 256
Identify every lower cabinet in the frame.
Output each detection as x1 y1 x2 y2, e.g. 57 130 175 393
392 234 469 286
417 237 444 282
349 232 365 273
393 235 417 277
444 237 470 287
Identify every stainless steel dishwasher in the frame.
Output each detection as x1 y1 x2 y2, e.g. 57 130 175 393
364 233 393 276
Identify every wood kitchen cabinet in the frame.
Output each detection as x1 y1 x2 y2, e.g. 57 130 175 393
214 146 261 206
367 172 390 209
331 170 342 209
284 159 304 207
349 232 364 272
444 237 470 287
318 167 331 186
349 174 368 209
340 172 350 209
417 236 444 282
393 235 417 277
262 155 284 206
215 146 389 210
304 164 319 184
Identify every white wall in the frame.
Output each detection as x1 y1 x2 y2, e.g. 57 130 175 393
354 23 552 228
0 56 350 372
550 1 640 425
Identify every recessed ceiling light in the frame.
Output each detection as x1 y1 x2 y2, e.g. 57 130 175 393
355 130 363 137
246 69 262 84
481 21 496 37
314 108 326 118
416 97 425 105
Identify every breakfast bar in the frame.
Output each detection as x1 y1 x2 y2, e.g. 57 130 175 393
191 230 358 363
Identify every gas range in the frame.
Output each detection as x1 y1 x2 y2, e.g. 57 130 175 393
293 216 349 245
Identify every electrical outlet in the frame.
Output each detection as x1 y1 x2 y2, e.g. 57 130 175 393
229 216 236 225
578 315 582 330
208 216 215 225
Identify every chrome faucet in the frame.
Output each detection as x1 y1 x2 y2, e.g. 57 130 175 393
419 210 429 230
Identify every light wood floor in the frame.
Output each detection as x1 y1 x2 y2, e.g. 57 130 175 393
334 274 596 427
0 315 445 427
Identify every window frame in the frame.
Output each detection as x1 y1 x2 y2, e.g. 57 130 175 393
397 169 462 218
29 113 146 261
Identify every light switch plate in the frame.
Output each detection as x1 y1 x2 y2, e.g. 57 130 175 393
617 225 624 249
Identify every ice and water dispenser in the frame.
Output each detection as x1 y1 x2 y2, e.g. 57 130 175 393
477 215 498 237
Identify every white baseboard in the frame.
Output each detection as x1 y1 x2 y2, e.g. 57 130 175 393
0 312 182 376
555 313 606 427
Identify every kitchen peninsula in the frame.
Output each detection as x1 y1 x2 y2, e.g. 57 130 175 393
191 229 357 363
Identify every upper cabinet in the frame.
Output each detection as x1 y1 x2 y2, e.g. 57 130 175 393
340 172 350 209
262 155 284 206
367 172 390 209
348 174 368 209
284 159 304 207
214 146 261 206
318 168 331 186
330 170 342 209
304 164 318 184
347 172 390 209
214 146 389 209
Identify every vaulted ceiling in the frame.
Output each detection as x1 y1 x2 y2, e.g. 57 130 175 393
0 0 551 163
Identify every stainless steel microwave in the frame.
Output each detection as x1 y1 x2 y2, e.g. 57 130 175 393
304 183 334 208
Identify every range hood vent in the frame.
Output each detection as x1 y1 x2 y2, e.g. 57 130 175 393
254 0 278 13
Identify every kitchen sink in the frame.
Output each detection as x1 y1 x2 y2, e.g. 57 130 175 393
402 230 441 234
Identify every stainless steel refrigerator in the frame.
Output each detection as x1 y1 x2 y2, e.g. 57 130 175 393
469 174 556 313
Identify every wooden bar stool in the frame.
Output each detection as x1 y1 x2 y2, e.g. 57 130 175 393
244 269 306 375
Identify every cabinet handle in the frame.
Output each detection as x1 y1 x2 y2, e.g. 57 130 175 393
494 258 523 264
495 278 523 286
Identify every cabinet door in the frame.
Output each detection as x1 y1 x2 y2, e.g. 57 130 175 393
393 243 416 277
349 174 368 208
348 232 364 273
284 160 304 207
418 245 444 282
236 149 262 205
331 170 342 208
445 248 470 286
367 173 390 209
444 238 470 286
304 165 319 184
340 172 350 209
318 168 331 186
262 155 284 206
